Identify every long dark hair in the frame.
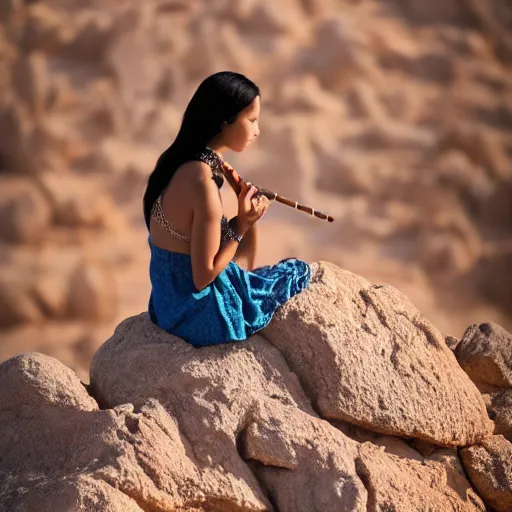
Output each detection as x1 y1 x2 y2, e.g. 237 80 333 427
143 71 260 229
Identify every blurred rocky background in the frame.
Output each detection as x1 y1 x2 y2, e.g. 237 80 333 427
0 0 511 380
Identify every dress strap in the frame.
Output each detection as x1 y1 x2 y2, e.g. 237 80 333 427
151 197 229 244
151 195 191 243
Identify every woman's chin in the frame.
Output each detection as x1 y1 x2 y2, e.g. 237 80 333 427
230 140 255 152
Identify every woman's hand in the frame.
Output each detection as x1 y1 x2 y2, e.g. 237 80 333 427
237 181 271 233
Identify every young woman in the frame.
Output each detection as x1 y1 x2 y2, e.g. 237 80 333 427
143 71 311 347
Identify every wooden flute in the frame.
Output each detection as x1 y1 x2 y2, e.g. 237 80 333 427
221 160 335 222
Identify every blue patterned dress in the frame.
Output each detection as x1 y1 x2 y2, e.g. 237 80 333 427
147 148 311 347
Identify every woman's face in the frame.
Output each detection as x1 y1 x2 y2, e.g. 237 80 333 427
222 96 260 152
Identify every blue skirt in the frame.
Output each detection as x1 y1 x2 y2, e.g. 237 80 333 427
148 235 311 347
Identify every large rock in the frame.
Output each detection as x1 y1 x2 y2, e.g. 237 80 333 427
0 305 489 512
247 405 485 512
461 435 512 512
90 314 349 510
0 354 205 512
0 352 96 412
455 322 512 390
261 262 493 446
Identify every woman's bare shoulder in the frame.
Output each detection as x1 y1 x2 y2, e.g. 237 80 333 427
164 160 220 215
156 159 219 231
176 160 217 189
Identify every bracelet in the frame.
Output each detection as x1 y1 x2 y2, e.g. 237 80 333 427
221 217 243 245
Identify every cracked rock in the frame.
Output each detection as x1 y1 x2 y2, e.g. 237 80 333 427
261 261 493 446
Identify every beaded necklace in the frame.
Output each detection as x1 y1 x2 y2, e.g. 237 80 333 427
196 146 225 189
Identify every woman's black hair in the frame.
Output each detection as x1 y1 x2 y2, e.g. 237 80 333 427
142 71 260 230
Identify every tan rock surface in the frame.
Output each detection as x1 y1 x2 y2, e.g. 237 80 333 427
243 403 368 511
488 389 512 441
455 322 512 390
262 261 493 445
0 352 96 411
5 475 145 512
461 435 512 512
0 277 44 327
0 353 210 512
19 3 72 55
356 444 485 512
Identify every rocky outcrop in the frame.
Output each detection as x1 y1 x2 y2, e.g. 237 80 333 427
0 345 484 511
2 259 511 510
1 260 505 510
84 262 492 510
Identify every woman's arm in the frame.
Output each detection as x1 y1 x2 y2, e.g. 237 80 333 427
232 220 258 271
190 163 248 291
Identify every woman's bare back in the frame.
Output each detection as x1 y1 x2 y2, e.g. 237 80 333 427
149 162 223 255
